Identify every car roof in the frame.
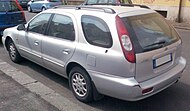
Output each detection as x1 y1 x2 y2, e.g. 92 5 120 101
48 5 156 17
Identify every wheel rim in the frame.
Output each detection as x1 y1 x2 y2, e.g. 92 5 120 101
9 43 16 60
72 73 87 97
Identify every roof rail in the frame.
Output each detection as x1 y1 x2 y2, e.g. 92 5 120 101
76 6 116 14
52 5 76 9
83 3 150 9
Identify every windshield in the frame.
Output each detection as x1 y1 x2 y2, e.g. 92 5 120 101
123 13 180 52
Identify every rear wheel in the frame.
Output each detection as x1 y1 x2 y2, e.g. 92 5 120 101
7 39 22 63
69 67 93 102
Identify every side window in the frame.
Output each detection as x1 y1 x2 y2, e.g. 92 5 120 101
28 13 51 34
81 15 112 48
48 14 75 41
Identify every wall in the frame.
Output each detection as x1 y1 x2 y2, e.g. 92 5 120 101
132 0 190 23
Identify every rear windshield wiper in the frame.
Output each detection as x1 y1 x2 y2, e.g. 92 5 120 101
143 41 166 51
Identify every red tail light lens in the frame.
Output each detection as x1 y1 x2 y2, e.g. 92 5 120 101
116 15 136 63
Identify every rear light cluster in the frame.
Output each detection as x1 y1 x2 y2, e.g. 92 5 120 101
116 15 136 63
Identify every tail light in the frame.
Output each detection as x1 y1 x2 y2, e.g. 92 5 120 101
116 15 136 63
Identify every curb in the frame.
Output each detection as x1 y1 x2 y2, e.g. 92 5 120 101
174 26 190 30
0 59 86 111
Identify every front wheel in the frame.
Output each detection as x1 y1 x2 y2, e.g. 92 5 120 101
7 39 22 63
69 67 93 102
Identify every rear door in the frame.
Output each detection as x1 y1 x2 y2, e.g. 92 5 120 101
42 13 76 76
122 13 181 83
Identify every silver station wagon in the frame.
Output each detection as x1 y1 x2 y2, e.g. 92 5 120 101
2 5 186 102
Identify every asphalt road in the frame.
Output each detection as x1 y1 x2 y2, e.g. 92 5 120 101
0 11 190 111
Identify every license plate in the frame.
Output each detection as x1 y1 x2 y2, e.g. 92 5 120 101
153 54 172 69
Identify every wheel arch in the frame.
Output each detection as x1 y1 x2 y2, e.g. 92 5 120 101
66 62 90 78
66 62 103 101
4 36 13 51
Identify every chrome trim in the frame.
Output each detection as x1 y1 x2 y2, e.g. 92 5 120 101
19 47 42 58
43 57 65 68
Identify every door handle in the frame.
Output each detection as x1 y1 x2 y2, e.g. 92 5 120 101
34 41 39 46
62 49 70 55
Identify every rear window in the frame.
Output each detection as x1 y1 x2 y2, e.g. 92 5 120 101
0 1 20 12
122 13 180 52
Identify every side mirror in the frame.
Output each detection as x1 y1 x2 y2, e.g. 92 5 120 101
17 24 26 31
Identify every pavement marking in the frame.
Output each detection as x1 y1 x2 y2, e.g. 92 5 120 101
0 59 86 111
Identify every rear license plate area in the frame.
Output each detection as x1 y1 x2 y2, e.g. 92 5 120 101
153 54 172 69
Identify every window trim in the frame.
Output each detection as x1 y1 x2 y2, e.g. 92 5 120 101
81 15 113 48
27 13 53 35
45 14 76 41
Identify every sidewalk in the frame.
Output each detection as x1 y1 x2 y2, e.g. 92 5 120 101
0 70 60 111
0 59 85 111
173 22 190 30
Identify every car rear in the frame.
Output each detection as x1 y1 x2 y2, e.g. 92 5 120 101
114 8 186 100
0 0 26 36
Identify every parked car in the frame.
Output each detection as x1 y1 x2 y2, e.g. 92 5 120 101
27 0 62 12
17 0 30 8
2 5 186 102
0 0 26 37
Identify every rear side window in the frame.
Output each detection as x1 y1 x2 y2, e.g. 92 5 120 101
28 13 51 34
48 14 75 41
81 15 112 48
0 1 20 12
123 13 180 52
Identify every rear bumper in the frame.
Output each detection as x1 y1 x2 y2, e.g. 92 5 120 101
89 57 186 101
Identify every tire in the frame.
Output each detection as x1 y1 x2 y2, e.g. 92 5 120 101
28 5 32 12
7 39 22 63
69 67 93 102
41 7 46 11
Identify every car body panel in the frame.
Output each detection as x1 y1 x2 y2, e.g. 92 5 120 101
2 5 186 101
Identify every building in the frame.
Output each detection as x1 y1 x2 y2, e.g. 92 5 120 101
63 0 190 23
132 0 190 23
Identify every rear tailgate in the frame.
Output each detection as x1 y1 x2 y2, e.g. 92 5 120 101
0 1 25 27
0 2 8 29
7 11 26 25
122 13 182 83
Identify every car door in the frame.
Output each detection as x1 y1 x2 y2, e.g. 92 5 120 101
17 13 52 65
30 0 41 11
42 13 76 76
